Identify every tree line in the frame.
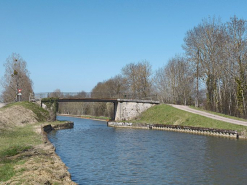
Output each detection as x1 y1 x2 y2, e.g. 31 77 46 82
182 16 247 118
81 16 247 118
56 59 193 118
1 15 247 118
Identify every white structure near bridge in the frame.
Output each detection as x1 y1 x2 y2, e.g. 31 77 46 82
114 99 159 121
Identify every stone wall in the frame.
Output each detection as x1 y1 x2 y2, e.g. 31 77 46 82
115 101 155 121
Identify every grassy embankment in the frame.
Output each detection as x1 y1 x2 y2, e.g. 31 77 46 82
131 104 247 133
0 101 68 183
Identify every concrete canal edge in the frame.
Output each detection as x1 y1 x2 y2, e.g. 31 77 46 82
42 121 74 132
42 121 74 143
107 121 245 139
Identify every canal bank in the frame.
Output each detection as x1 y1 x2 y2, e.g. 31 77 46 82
1 122 76 185
107 122 243 139
0 102 76 184
107 104 247 139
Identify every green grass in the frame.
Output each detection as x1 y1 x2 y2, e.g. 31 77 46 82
0 145 31 158
0 158 26 181
50 120 67 125
0 125 41 157
0 102 51 182
0 120 70 182
0 162 15 181
0 101 72 182
0 124 43 182
132 104 247 133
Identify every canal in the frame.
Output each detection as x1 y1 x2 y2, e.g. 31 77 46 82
48 116 247 184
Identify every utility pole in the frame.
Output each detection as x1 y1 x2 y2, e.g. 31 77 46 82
195 49 200 107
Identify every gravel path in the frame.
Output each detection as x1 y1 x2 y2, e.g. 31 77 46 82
170 104 247 127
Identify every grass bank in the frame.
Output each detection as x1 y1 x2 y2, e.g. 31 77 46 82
131 104 247 134
0 102 75 184
0 124 42 181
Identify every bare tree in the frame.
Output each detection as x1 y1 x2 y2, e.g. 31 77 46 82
153 67 170 103
153 55 194 105
104 75 128 98
122 61 152 99
1 53 33 102
183 17 228 111
49 89 63 98
90 76 127 117
183 25 204 107
182 15 247 118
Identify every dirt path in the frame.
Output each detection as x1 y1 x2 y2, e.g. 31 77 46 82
170 104 247 127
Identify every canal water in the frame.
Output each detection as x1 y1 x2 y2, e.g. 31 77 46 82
48 116 247 185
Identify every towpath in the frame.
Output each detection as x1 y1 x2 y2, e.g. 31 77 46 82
170 104 247 127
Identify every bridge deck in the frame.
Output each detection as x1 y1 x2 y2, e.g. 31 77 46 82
57 98 118 103
58 98 159 104
42 98 159 104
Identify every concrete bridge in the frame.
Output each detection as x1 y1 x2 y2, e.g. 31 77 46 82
41 98 160 121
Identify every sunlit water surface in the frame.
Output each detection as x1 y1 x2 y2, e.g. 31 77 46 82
47 116 247 184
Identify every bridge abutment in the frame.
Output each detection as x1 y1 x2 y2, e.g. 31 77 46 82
115 99 159 121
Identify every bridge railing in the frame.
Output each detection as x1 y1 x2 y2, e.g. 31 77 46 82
35 92 158 101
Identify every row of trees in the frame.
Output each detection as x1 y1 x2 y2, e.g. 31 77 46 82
76 16 247 118
153 16 247 118
182 16 247 117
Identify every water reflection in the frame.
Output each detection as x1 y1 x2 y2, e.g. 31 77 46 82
48 116 247 185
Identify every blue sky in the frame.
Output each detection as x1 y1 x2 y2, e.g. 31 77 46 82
0 0 247 93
